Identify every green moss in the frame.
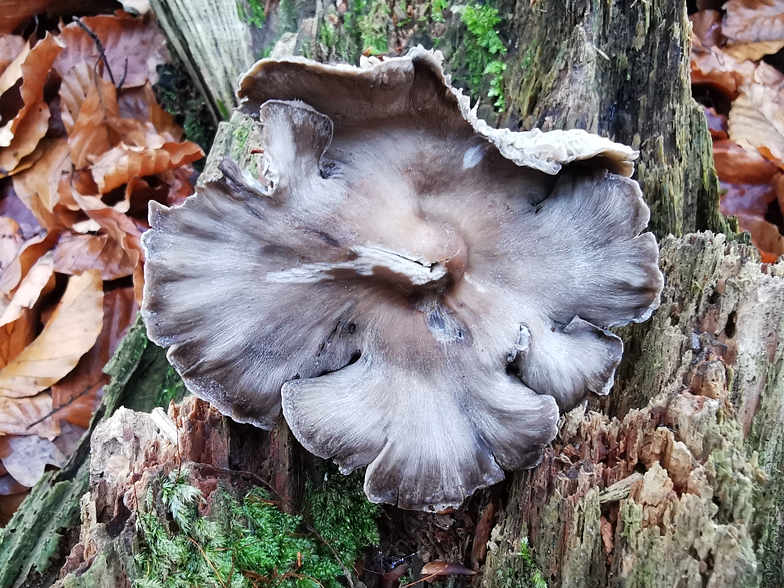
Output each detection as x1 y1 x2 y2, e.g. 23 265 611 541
305 467 380 565
135 468 379 588
491 537 548 588
431 0 449 22
237 0 266 28
154 62 217 159
356 0 390 55
454 3 507 111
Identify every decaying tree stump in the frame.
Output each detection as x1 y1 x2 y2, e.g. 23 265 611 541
1 0 783 587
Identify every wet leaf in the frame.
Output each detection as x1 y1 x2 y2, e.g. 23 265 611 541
723 0 784 61
0 270 103 399
52 286 135 428
0 34 61 148
0 434 66 486
0 250 54 326
91 140 204 193
54 12 168 88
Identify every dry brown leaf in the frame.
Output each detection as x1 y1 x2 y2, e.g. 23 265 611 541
0 308 35 370
0 0 58 34
0 35 26 77
420 562 476 579
0 270 103 399
0 100 49 175
0 250 54 327
721 181 777 217
54 232 137 280
0 392 59 438
0 230 56 299
52 286 135 428
91 141 204 193
691 10 723 48
723 0 784 61
0 217 22 271
691 44 755 100
0 34 61 148
0 434 66 486
737 213 784 262
0 473 28 495
712 139 780 184
58 61 94 136
12 138 73 230
54 12 168 88
64 66 118 169
117 84 180 140
728 82 784 161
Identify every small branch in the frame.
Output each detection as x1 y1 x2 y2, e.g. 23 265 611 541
305 522 355 588
75 18 117 87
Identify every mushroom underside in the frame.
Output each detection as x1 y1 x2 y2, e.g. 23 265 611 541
141 51 662 511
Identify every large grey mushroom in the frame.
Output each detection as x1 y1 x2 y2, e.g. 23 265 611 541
141 48 664 512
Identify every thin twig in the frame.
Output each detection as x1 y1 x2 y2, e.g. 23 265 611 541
26 385 94 430
188 536 228 588
400 572 440 588
75 18 116 86
116 57 128 90
305 522 355 588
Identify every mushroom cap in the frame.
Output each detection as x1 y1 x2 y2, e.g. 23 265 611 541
141 48 663 512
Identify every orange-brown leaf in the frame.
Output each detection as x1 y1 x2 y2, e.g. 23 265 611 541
64 67 118 169
420 562 476 579
0 308 35 370
0 392 59 438
91 141 204 193
0 34 61 148
690 10 723 48
713 139 780 184
737 213 784 262
117 84 180 140
723 0 784 61
54 12 168 88
691 44 755 100
0 230 56 299
52 286 135 428
53 232 137 280
0 270 103 399
0 0 59 35
0 38 28 94
0 100 49 174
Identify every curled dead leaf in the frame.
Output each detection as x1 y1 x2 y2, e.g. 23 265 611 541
54 12 168 88
0 230 56 300
723 0 784 61
0 0 60 35
0 250 54 327
713 139 780 184
0 100 49 175
63 66 118 169
0 34 61 148
90 140 204 193
728 82 784 161
737 213 784 262
0 270 103 399
117 84 180 140
0 434 66 487
690 9 723 48
0 308 35 370
691 44 755 100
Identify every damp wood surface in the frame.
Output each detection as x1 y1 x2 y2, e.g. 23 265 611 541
1 0 783 587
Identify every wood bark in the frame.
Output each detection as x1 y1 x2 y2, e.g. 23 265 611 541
1 0 783 587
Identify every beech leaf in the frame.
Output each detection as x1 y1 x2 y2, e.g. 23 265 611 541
0 434 66 487
723 0 784 61
0 270 103 399
0 392 59 438
0 250 54 327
